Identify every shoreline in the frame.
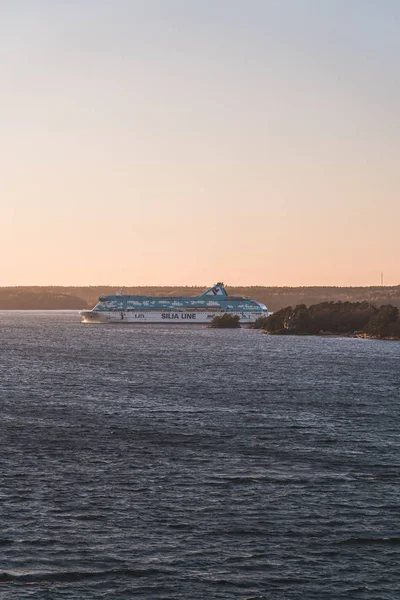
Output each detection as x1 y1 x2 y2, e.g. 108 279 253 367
262 331 400 341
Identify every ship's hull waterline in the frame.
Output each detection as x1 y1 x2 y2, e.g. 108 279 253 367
80 310 264 325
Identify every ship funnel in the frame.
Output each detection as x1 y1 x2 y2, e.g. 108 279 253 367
200 283 228 297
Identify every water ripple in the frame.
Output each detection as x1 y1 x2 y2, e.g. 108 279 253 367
0 311 399 599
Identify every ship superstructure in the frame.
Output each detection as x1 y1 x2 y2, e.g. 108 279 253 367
80 283 268 324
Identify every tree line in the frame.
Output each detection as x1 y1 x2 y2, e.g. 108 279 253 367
1 285 400 312
254 301 400 339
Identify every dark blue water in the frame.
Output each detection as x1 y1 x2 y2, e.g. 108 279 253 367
1 311 399 599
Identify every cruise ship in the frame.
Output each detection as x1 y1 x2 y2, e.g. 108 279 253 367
80 283 269 324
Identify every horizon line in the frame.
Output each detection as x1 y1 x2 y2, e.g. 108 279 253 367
1 284 399 290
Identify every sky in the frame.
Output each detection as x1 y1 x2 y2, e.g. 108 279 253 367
1 0 399 287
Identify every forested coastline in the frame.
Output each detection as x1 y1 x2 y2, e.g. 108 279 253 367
1 285 400 312
254 302 400 340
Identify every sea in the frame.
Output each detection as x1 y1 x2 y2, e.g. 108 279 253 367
1 311 399 599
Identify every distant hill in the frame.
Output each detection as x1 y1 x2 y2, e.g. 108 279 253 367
1 285 400 311
0 289 88 310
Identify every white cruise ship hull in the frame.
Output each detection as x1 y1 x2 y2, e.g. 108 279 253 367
80 310 264 325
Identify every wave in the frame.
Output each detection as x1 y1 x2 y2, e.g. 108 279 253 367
338 536 400 546
0 567 166 584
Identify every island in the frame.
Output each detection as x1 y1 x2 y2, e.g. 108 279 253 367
210 314 241 328
254 302 400 340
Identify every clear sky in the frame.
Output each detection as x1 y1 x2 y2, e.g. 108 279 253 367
1 0 399 286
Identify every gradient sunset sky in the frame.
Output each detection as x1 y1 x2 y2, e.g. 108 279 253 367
2 0 399 286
